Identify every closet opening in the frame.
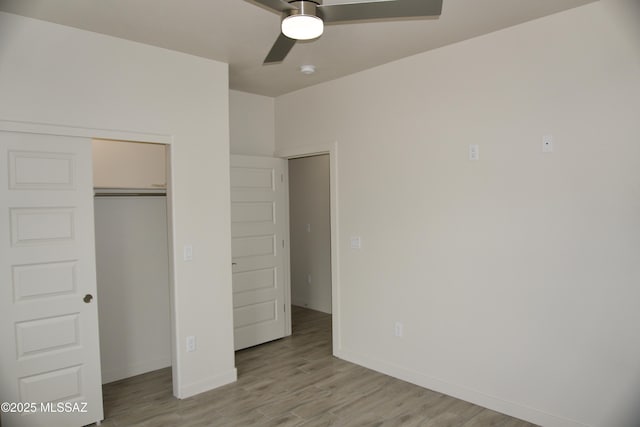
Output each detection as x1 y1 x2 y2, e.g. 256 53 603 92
92 139 174 396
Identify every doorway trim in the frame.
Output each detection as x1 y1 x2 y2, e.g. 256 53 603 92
0 119 181 395
0 119 173 144
275 142 341 355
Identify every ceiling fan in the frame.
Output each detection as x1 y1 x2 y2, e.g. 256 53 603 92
250 0 444 64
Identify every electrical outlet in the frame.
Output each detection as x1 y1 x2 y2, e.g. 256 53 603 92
307 274 312 285
394 322 403 338
186 336 196 352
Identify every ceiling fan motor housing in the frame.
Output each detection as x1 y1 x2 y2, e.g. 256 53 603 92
285 1 322 20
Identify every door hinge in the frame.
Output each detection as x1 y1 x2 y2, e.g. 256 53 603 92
282 239 285 248
281 173 284 183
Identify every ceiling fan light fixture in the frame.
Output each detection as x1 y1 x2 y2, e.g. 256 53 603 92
282 15 323 40
281 1 324 40
260 0 444 64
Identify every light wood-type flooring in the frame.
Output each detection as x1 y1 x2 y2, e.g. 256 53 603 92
96 306 538 426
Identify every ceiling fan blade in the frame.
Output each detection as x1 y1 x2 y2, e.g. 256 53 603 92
264 33 297 64
250 0 297 13
318 0 442 24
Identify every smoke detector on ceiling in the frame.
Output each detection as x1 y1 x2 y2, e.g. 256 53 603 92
300 64 316 75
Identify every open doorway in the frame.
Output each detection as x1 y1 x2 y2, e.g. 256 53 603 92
277 142 340 354
230 148 339 356
92 140 174 401
288 154 332 337
232 150 336 393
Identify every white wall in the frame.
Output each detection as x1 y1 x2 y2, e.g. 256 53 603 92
94 196 172 384
275 1 640 426
229 90 275 156
289 155 332 313
0 12 236 398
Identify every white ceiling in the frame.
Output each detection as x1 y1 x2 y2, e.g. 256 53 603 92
0 0 597 97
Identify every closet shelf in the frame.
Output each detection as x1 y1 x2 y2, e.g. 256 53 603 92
94 188 166 197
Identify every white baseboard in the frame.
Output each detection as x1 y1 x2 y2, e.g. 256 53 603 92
336 348 588 427
291 298 307 308
291 301 332 314
101 357 171 384
177 368 237 399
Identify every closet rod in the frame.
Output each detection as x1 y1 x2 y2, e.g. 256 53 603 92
94 192 166 198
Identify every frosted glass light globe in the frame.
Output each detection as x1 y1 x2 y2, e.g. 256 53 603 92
282 14 324 40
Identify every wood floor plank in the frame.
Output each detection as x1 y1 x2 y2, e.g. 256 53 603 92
96 306 538 427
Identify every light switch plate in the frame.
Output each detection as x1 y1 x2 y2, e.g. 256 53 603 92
469 144 479 161
186 336 196 352
350 236 362 249
184 245 193 261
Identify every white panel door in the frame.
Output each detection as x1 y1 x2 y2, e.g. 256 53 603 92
231 155 288 350
0 132 103 426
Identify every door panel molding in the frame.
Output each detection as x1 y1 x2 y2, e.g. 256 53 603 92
0 131 104 427
231 155 289 350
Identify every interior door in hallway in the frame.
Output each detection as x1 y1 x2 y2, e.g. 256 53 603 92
230 155 289 350
0 131 104 426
